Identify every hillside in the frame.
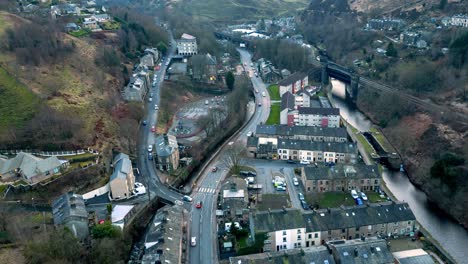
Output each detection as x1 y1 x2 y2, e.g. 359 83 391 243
0 11 129 152
170 0 309 22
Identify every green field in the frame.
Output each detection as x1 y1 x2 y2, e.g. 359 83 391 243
265 103 280 125
69 29 90 37
267 84 280 101
0 67 39 132
177 0 309 22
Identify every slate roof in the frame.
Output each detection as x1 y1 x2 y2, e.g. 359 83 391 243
246 136 259 147
328 238 394 264
155 135 178 157
303 164 380 180
51 192 89 239
277 139 356 153
229 246 336 264
280 91 295 111
298 107 340 116
110 154 132 182
252 202 415 233
256 124 348 139
0 152 62 179
278 72 308 86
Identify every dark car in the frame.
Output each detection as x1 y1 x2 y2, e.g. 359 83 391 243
148 153 153 160
248 171 257 177
287 160 296 164
142 120 147 126
301 200 309 210
356 198 363 205
239 171 249 176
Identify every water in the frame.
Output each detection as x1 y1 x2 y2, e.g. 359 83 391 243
331 80 468 264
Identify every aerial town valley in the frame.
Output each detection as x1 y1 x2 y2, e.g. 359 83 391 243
0 0 466 263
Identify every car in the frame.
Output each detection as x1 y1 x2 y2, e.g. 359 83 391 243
135 182 144 188
142 120 147 126
276 186 286 191
255 89 259 93
300 160 310 165
360 192 368 201
155 104 159 110
262 92 266 97
356 197 363 205
150 93 154 97
151 126 156 132
286 160 296 164
351 190 359 199
298 193 305 201
149 97 153 102
301 200 309 210
240 171 249 176
258 102 262 107
148 144 153 152
293 178 299 186
195 201 203 209
191 237 196 246
183 195 193 202
148 153 153 160
212 166 218 172
246 131 253 137
247 171 257 177
228 141 234 146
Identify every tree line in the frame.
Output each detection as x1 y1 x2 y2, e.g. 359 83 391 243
252 39 310 72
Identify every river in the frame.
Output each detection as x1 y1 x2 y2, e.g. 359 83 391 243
330 79 468 264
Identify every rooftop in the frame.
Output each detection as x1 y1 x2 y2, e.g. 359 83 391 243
328 237 394 264
278 72 308 86
51 192 89 239
155 134 178 157
110 154 132 182
0 152 62 180
281 91 295 111
255 124 348 139
298 107 340 116
230 246 336 264
303 164 380 180
277 139 356 153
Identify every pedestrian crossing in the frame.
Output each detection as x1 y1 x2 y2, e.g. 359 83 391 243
198 187 216 193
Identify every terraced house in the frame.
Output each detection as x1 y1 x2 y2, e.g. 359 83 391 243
250 202 417 252
301 164 381 192
247 137 357 163
254 124 348 143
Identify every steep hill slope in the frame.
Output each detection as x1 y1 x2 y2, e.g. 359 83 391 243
0 11 128 152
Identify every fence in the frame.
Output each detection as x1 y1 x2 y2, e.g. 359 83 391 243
0 147 99 157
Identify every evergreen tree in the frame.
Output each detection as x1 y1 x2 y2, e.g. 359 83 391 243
386 42 398 57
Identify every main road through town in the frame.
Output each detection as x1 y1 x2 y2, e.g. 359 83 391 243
188 49 271 264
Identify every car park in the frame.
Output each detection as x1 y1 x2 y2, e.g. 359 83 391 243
360 192 368 201
148 144 153 152
351 190 359 199
298 193 305 201
293 178 299 186
183 195 193 202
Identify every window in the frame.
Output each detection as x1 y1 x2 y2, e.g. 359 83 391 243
283 231 287 236
342 229 346 233
308 234 312 239
297 235 301 240
375 179 379 184
315 233 318 238
312 241 315 245
297 229 301 234
283 237 287 242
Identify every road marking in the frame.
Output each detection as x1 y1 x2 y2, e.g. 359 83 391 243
198 187 215 193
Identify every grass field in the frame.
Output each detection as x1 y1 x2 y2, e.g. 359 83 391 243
69 29 90 37
265 103 280 125
307 191 385 208
0 67 40 132
177 0 309 22
267 84 280 101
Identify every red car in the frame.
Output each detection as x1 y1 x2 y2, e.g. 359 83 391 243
151 126 156 132
195 201 203 209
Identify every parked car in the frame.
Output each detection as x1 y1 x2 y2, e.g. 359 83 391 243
248 171 257 177
300 160 310 165
293 178 299 186
351 190 359 199
262 92 266 97
195 201 202 209
276 186 286 191
142 120 147 126
255 89 259 93
148 144 153 152
183 195 193 202
360 192 368 201
191 237 196 246
151 126 156 132
246 131 253 137
301 200 309 210
212 166 218 172
356 197 363 205
298 193 305 201
149 97 153 102
240 171 249 176
258 102 262 107
287 160 296 164
148 153 153 160
155 104 159 110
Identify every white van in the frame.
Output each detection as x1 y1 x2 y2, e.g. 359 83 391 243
205 100 209 105
262 92 266 97
191 237 196 246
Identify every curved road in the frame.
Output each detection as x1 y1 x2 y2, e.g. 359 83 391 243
188 49 270 264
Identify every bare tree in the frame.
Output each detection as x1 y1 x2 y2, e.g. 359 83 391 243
222 146 245 175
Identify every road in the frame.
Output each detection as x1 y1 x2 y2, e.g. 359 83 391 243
188 49 270 264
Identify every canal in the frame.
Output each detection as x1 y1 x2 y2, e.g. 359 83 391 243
330 79 468 264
